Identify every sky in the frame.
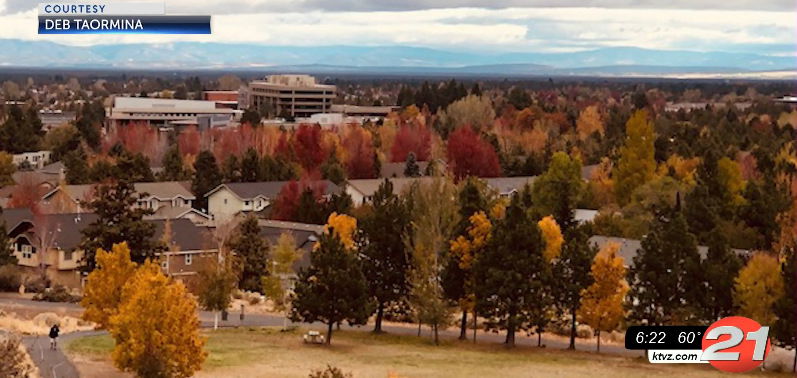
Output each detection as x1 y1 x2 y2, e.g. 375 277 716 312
0 0 794 56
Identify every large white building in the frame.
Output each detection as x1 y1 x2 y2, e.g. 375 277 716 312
107 97 240 130
247 75 336 119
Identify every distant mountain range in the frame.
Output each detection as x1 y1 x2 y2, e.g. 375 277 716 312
0 39 794 78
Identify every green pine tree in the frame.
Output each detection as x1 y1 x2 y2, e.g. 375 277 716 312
554 225 598 350
290 231 371 344
404 152 421 177
359 179 411 333
159 145 186 181
532 151 584 233
192 151 222 210
240 148 261 182
703 227 742 320
228 215 270 292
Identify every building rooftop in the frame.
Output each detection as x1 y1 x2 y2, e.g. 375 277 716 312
206 180 341 200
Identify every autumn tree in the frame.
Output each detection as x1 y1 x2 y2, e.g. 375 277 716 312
473 191 548 347
614 110 655 205
191 150 222 211
578 242 628 353
359 179 412 333
437 95 495 136
229 215 270 292
109 261 206 377
576 105 604 140
343 125 377 179
293 124 327 171
532 152 584 233
81 243 138 329
197 260 236 330
405 176 460 344
733 252 784 326
446 126 501 179
0 335 34 377
391 124 431 163
323 212 357 250
290 231 371 344
262 233 302 312
553 225 597 350
0 152 15 187
79 180 161 272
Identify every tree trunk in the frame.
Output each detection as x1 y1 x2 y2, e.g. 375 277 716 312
417 321 422 337
326 322 333 345
433 323 439 345
506 316 516 347
597 330 601 353
537 330 542 347
214 312 219 330
459 309 468 340
472 310 477 343
568 306 576 350
792 345 796 373
373 302 384 333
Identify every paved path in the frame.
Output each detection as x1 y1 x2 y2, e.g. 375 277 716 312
22 331 103 378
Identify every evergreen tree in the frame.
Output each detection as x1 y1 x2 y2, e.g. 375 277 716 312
553 225 598 350
628 206 704 325
221 155 240 182
159 145 186 181
0 217 15 266
294 187 326 224
532 151 584 234
290 231 371 344
241 108 261 126
115 151 154 182
473 192 548 347
79 180 161 272
192 151 222 210
470 83 482 97
773 245 796 373
228 215 270 292
240 148 261 182
404 152 420 177
359 179 411 333
740 177 791 250
261 155 298 181
320 152 346 185
703 227 742 320
64 147 90 185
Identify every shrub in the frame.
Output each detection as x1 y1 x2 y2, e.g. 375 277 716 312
23 276 50 294
0 335 35 377
308 365 352 378
0 265 21 292
33 284 80 303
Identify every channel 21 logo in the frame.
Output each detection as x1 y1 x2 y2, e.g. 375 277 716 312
701 316 771 373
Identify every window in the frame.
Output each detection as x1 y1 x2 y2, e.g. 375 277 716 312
184 254 192 265
21 245 33 259
161 260 168 270
244 200 250 206
64 250 73 261
224 198 228 204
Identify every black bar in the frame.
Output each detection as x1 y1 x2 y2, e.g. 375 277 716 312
625 325 709 350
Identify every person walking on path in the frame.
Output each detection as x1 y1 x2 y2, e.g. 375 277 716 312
49 324 60 350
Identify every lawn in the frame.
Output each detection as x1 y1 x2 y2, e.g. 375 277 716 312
66 327 788 378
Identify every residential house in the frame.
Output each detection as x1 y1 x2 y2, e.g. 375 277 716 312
2 208 218 291
588 235 750 268
39 181 208 223
346 176 538 205
12 151 51 170
257 219 323 274
205 180 341 220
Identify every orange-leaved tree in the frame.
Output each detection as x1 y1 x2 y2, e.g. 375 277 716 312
578 242 628 352
323 212 357 250
537 216 563 262
109 260 206 377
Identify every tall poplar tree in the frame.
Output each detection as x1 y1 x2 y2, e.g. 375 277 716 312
614 110 655 205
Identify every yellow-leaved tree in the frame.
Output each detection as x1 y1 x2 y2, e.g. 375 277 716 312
81 243 138 329
323 212 357 250
109 260 206 378
449 211 492 270
538 216 564 262
733 252 784 326
578 242 628 352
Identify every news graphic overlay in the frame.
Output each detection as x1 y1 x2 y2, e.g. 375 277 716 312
38 1 210 34
625 316 772 373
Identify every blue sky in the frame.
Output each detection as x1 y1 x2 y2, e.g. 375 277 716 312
0 0 794 57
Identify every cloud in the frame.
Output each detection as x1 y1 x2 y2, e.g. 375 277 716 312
0 5 793 57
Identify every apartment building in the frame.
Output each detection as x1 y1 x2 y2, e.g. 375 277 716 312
247 75 336 118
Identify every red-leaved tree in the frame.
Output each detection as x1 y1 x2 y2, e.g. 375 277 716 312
446 126 501 179
391 123 431 162
342 125 376 179
292 124 327 171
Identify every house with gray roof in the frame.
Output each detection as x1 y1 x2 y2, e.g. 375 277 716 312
205 180 340 220
588 235 750 267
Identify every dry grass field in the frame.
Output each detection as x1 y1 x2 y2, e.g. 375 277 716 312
66 327 791 378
